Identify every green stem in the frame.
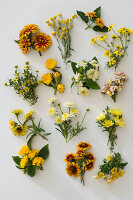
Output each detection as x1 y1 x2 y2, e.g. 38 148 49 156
80 111 88 127
95 42 109 50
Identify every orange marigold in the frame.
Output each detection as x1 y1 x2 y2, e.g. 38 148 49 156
33 33 52 52
96 18 104 28
19 24 39 37
19 36 31 54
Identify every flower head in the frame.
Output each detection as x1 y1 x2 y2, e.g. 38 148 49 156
109 57 116 66
66 162 81 177
12 125 28 136
96 18 104 28
53 72 61 78
78 87 90 96
18 146 30 156
63 102 75 108
64 153 76 163
98 172 105 179
24 110 34 120
19 24 39 37
111 167 118 175
56 116 62 124
102 120 114 127
48 107 56 116
70 108 79 116
96 113 105 121
84 161 94 171
45 59 57 70
57 84 65 93
85 152 95 162
90 37 97 44
9 119 15 129
48 97 57 104
108 24 114 31
106 154 112 162
98 35 107 41
104 50 111 58
76 142 91 150
33 33 52 52
86 12 97 18
12 109 23 115
62 113 69 121
109 108 123 116
32 157 44 166
18 36 31 54
114 116 126 127
42 73 52 85
20 156 28 168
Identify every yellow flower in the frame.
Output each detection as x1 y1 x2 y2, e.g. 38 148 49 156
18 146 30 156
76 142 91 150
104 50 111 58
9 119 15 129
98 35 107 41
24 65 30 70
24 110 34 120
37 80 43 84
42 73 53 85
58 14 62 17
32 157 44 166
115 45 122 49
106 154 112 162
96 18 104 28
48 107 56 116
19 36 31 54
19 24 39 37
20 156 28 168
118 170 125 177
114 50 123 56
111 35 119 39
66 162 81 177
84 162 94 171
28 150 39 159
53 72 61 78
70 108 79 116
108 24 114 31
56 116 62 124
109 108 123 116
4 82 8 86
114 116 126 127
57 84 65 93
45 59 57 70
52 32 56 35
98 172 105 179
111 167 118 175
117 27 133 34
20 90 24 95
90 37 97 44
86 12 97 18
102 120 114 127
12 109 23 115
25 87 29 92
96 113 105 121
109 57 116 66
62 113 69 121
12 125 28 136
64 153 76 163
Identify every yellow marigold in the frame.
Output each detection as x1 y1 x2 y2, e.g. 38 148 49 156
9 119 15 129
57 83 65 93
12 125 28 136
19 24 39 37
12 109 23 115
20 156 28 168
104 50 111 58
76 142 91 150
98 35 107 41
19 36 31 54
64 153 76 163
32 157 44 166
28 150 39 159
18 145 30 156
24 110 34 120
109 57 116 66
42 73 52 85
102 120 114 127
96 113 105 121
33 33 52 52
45 59 57 70
90 37 97 44
53 72 61 78
109 108 123 116
66 162 81 177
96 18 104 28
108 24 114 31
113 116 126 127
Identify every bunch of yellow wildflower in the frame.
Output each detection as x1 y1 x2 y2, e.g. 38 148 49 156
96 152 127 184
12 144 49 177
42 59 65 95
96 106 126 152
65 142 95 186
46 14 77 63
15 24 52 56
48 98 90 142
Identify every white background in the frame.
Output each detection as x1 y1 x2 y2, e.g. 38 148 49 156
0 0 133 199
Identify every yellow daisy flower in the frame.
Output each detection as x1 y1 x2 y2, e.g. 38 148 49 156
108 24 114 31
96 113 105 121
56 116 62 124
9 119 15 129
114 116 126 127
98 35 107 41
12 125 28 136
102 120 114 127
90 37 97 44
66 162 81 177
12 109 23 115
104 50 111 58
62 113 69 121
24 110 34 120
109 108 123 116
109 57 116 66
48 107 56 116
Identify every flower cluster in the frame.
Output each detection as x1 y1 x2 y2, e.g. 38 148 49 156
46 14 77 63
48 98 90 142
96 107 125 152
96 153 127 184
70 57 100 96
12 144 49 177
65 142 95 185
77 6 108 32
5 62 43 105
42 59 65 95
14 24 52 56
101 72 128 102
9 109 51 149
91 25 133 69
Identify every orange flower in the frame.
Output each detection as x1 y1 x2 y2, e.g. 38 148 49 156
33 33 52 52
19 24 39 37
64 153 76 163
86 12 97 18
96 18 104 28
76 142 91 150
84 161 94 171
42 73 52 85
66 162 81 177
85 152 95 162
18 36 31 54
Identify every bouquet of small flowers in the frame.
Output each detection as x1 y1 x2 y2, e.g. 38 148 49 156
9 109 51 149
12 144 49 177
65 142 95 185
70 57 100 96
5 62 42 105
96 153 127 184
90 25 133 69
96 107 126 152
14 24 52 56
77 6 108 32
42 59 65 95
101 72 128 102
46 14 77 63
48 97 89 142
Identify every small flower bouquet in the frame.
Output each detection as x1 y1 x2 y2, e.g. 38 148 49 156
96 153 127 184
65 142 95 185
96 107 125 152
70 57 100 96
9 109 51 149
91 25 133 69
101 72 128 102
12 144 49 177
48 98 89 142
42 59 65 95
46 14 77 63
5 62 42 105
77 6 108 32
14 24 52 56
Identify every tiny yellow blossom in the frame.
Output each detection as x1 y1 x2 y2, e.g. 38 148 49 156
90 37 97 44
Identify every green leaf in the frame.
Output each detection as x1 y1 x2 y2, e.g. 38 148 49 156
38 144 49 160
77 11 89 24
70 62 77 74
85 79 100 90
27 134 36 149
12 156 21 165
71 82 75 88
27 165 36 177
14 39 20 44
43 133 51 136
92 57 98 62
94 6 101 18
93 25 108 32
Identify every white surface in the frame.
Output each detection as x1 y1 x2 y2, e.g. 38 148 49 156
0 0 133 199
